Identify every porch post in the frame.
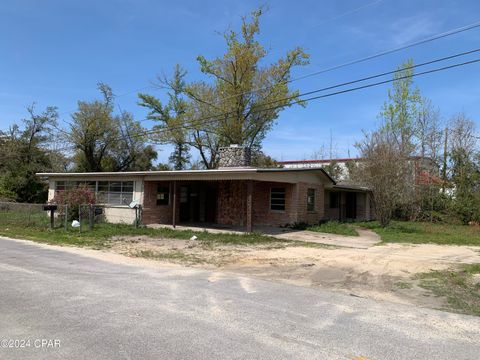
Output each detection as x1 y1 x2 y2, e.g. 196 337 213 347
246 180 253 233
172 181 177 228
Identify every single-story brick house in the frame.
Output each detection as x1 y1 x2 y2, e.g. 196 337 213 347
37 146 373 231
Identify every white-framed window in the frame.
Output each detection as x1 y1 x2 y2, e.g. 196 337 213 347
270 187 286 211
307 188 315 212
55 180 134 205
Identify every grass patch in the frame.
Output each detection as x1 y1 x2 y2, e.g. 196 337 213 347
132 250 205 264
394 281 413 289
0 220 289 249
416 264 480 316
357 221 480 246
307 221 358 237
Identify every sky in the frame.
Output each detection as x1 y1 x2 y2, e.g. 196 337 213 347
1 0 479 164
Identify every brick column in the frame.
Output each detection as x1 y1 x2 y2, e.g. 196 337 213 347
172 181 177 228
246 180 253 233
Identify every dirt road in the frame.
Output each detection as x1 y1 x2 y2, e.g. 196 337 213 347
107 234 480 310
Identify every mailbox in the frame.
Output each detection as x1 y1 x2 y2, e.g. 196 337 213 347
43 204 58 211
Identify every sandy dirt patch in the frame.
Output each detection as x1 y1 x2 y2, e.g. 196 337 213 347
106 235 480 309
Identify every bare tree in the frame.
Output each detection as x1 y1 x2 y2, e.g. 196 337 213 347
448 112 477 155
356 130 410 227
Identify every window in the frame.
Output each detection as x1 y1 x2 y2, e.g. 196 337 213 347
329 192 339 209
56 181 65 191
307 188 316 212
55 180 134 205
156 185 170 205
270 187 286 211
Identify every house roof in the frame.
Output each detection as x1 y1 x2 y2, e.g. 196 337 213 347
36 167 337 185
332 183 371 192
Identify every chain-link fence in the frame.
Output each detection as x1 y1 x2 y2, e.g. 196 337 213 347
0 202 51 228
0 202 141 232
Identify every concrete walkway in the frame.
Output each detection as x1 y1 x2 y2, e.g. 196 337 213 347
149 223 381 249
272 228 381 248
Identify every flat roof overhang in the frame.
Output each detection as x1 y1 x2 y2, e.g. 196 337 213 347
328 184 371 192
36 167 336 185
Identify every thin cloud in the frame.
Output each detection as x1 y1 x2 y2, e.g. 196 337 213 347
390 15 440 46
311 0 385 28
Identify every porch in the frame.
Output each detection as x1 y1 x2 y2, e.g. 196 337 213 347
324 185 373 222
141 179 325 231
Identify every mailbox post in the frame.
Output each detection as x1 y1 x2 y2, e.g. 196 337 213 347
43 204 58 230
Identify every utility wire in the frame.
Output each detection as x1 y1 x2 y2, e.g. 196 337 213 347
105 51 480 142
289 20 480 83
3 50 480 158
31 18 480 133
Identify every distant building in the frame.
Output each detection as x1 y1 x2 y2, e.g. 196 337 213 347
278 157 441 185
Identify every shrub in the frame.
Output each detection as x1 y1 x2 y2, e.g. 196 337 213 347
51 185 95 221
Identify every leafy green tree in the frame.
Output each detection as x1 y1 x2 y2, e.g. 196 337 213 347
70 83 118 172
142 8 309 168
449 148 480 223
251 151 282 168
70 83 157 172
380 59 422 155
356 60 425 225
139 65 191 170
447 115 480 223
0 104 59 202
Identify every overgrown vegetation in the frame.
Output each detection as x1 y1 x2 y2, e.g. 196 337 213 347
358 221 480 246
416 264 480 316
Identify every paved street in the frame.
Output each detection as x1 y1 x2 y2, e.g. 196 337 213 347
0 237 479 360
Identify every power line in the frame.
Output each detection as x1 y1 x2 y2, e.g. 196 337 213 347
105 53 480 143
3 55 479 162
38 18 480 132
285 20 480 83
5 47 480 145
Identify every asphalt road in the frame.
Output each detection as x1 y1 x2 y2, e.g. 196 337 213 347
0 237 479 360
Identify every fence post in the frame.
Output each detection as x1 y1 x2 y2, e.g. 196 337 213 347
78 205 82 233
89 205 94 231
135 206 138 228
64 204 68 231
49 208 54 230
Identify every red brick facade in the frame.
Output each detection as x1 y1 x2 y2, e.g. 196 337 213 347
142 181 176 224
142 180 325 227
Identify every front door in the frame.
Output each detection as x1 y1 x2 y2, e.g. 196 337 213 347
204 183 217 223
345 192 357 219
179 186 190 222
179 184 201 223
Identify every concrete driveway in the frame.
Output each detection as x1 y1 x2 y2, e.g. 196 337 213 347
0 236 478 360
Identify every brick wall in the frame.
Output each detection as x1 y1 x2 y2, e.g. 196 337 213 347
143 179 327 227
252 181 297 226
142 181 175 225
296 182 325 224
216 180 247 225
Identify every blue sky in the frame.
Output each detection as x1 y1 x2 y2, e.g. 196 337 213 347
1 0 479 163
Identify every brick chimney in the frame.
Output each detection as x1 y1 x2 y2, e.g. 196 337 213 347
218 145 252 169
